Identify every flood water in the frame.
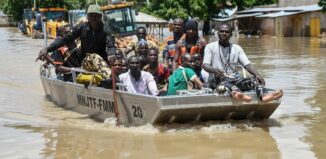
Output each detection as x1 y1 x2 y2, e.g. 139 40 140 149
0 27 325 159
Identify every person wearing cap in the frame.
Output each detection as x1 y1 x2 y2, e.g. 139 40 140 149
37 4 116 79
173 20 207 71
123 26 157 56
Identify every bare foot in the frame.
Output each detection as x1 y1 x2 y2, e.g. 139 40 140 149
232 91 252 103
262 89 283 102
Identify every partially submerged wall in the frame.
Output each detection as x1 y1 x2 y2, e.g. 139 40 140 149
0 10 15 27
0 16 12 26
260 19 275 36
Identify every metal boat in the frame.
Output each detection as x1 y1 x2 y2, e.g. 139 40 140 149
40 68 281 126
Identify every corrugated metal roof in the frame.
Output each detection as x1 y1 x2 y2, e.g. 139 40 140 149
217 7 237 18
256 11 299 18
135 12 168 24
237 13 263 18
211 17 233 22
238 4 321 14
238 7 287 13
254 4 322 18
211 13 263 21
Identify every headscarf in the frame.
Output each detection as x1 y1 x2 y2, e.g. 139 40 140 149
185 20 198 30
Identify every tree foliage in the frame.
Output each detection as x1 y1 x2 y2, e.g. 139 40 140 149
3 0 90 21
142 0 277 20
2 0 279 21
319 0 326 11
0 0 5 9
3 0 33 21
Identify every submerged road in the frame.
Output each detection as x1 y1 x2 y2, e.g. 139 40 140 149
0 27 325 158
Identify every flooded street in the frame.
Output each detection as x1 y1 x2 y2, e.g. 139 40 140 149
0 27 325 159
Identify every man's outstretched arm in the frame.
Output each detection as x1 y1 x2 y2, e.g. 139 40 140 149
36 24 81 61
245 64 265 85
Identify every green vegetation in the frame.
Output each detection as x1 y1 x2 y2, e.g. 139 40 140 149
2 0 92 21
141 0 277 20
319 0 326 11
0 0 3 9
2 0 277 21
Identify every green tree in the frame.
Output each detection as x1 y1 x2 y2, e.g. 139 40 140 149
3 0 89 21
319 0 326 11
3 0 33 21
142 0 277 20
0 0 5 9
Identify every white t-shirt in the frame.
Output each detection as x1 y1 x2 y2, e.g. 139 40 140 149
203 41 251 75
201 69 209 83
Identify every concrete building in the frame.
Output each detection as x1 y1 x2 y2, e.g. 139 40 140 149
0 10 14 27
279 0 319 7
212 0 325 37
239 4 325 37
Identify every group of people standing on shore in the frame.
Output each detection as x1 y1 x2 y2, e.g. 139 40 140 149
36 4 283 103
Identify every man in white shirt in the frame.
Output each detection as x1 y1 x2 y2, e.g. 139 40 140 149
203 23 283 103
119 56 158 95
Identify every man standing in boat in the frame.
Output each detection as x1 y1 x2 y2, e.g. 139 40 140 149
124 27 157 56
173 20 207 71
203 23 283 102
36 4 116 79
162 18 185 69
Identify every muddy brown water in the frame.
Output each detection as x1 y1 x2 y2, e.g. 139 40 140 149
0 27 325 159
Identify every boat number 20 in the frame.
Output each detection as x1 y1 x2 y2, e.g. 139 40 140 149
132 105 143 118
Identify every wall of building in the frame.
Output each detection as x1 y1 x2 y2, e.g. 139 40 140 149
237 17 262 35
301 11 326 36
261 11 326 37
260 19 275 35
280 16 294 37
0 16 11 26
0 10 14 27
278 0 319 7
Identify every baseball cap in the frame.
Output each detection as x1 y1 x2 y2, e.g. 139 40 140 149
87 4 102 14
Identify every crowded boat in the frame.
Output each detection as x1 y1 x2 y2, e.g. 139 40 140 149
37 4 283 126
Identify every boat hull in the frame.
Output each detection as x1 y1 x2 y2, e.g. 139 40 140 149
41 76 281 126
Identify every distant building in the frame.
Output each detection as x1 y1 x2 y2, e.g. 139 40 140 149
279 0 319 7
0 10 14 27
212 0 325 37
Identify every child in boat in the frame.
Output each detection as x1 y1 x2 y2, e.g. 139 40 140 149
190 53 209 88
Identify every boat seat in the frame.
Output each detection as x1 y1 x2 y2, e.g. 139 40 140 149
116 83 127 91
176 88 213 95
